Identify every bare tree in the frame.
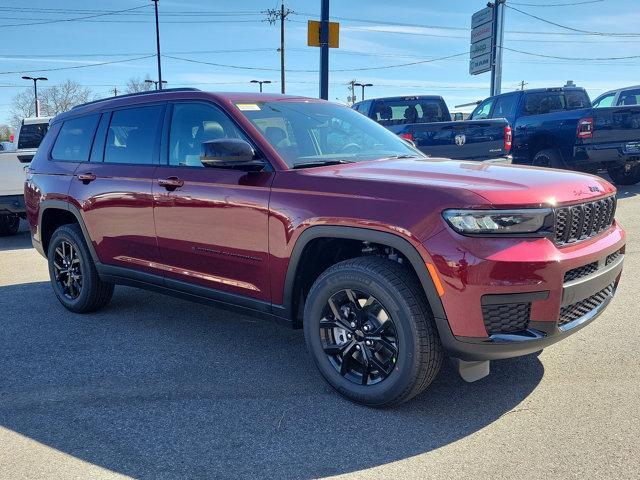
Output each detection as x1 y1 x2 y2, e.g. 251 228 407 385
9 80 93 126
125 75 153 93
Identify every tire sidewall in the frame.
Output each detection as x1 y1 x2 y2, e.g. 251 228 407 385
47 226 93 311
607 164 640 185
304 265 423 405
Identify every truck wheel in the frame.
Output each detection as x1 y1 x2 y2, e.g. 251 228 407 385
607 164 640 185
0 214 20 236
47 224 114 313
303 256 443 407
532 149 564 169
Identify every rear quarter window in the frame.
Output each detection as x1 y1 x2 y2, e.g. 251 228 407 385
51 115 99 162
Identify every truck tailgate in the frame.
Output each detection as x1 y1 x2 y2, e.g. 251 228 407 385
391 119 508 161
592 106 640 151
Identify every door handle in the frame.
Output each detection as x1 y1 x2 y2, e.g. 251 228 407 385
78 173 97 184
158 176 184 191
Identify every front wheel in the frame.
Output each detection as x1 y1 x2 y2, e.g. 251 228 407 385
607 163 640 185
303 257 443 407
47 224 114 313
0 213 20 236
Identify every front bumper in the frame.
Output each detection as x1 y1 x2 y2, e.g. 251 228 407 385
423 222 625 361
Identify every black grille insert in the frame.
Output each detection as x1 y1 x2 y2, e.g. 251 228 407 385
554 196 616 246
606 249 622 265
564 262 598 283
482 302 531 335
559 283 614 328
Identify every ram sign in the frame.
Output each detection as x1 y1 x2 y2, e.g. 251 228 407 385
469 5 494 76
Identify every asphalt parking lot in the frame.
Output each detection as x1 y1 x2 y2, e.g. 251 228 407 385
0 183 638 480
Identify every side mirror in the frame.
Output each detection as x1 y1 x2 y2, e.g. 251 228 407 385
453 112 464 121
200 138 258 168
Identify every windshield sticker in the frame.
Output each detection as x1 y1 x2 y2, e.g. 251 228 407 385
236 103 261 111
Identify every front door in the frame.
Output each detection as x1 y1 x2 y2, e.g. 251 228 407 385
153 101 274 302
70 104 165 275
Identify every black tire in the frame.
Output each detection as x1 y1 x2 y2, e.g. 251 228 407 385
532 149 564 169
607 163 640 185
303 256 443 407
47 223 114 313
0 214 20 236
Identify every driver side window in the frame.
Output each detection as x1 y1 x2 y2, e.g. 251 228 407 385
169 102 247 167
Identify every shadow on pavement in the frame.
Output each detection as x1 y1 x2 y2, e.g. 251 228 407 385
0 222 32 252
0 282 544 479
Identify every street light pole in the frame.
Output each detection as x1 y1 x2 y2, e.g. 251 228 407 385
250 80 272 92
21 76 47 117
145 79 167 90
353 82 372 101
151 0 163 90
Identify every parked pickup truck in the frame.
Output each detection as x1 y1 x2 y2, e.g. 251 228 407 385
0 116 50 235
469 87 640 184
353 96 511 161
592 85 640 108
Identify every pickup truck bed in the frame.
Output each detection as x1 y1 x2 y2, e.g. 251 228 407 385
353 96 510 161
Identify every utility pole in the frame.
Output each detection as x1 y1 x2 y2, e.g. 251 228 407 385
151 0 163 90
21 76 47 117
518 80 528 91
319 0 329 100
266 2 293 94
354 82 373 101
348 80 356 105
490 0 506 96
112 86 119 96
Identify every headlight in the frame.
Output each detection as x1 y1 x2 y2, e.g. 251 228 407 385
442 208 553 235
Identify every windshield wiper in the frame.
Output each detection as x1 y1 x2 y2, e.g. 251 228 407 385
389 154 421 159
292 159 356 169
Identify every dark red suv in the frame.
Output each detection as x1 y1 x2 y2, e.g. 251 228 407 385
25 89 625 406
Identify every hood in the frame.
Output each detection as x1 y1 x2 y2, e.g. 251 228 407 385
307 157 616 207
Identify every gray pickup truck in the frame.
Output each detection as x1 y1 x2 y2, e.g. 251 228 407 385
353 95 511 161
0 116 50 235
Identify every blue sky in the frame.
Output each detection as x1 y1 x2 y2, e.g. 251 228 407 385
1 0 639 124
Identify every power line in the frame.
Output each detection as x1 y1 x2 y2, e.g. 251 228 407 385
502 46 640 61
0 55 155 75
0 4 151 28
506 4 640 37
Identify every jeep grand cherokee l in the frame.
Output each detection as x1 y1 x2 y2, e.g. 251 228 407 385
25 89 625 406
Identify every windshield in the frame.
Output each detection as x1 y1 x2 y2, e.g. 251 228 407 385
236 101 423 168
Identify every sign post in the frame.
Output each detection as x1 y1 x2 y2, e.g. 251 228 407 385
469 1 505 96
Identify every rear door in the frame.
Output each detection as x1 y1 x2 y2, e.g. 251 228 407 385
70 103 165 275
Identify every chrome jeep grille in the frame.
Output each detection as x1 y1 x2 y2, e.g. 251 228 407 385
554 196 616 246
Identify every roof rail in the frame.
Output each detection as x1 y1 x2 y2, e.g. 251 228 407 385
72 87 201 109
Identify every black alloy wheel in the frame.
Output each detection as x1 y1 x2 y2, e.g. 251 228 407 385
320 289 398 386
52 240 83 300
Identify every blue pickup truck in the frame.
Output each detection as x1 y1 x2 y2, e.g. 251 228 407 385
469 86 640 184
353 96 511 161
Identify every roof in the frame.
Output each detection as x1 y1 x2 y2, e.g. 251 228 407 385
52 89 318 124
356 95 444 104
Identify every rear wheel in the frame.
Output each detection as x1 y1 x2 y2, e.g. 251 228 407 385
47 224 114 313
303 256 443 407
607 163 640 185
532 149 564 169
0 214 20 236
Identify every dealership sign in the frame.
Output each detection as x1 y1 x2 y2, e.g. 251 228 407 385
469 6 494 75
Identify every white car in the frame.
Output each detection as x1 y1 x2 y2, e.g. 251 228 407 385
0 117 51 235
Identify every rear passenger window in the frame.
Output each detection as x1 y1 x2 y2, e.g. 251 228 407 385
491 95 517 119
51 115 99 162
104 105 164 165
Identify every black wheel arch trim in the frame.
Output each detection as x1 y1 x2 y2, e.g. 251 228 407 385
37 200 100 264
278 225 448 323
